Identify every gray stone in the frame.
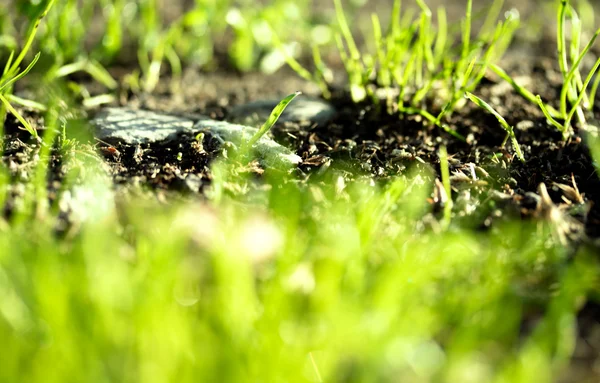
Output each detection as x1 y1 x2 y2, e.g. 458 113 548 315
91 107 302 168
227 95 335 126
91 108 196 144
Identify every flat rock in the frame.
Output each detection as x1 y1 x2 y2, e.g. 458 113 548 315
227 95 336 126
92 108 196 144
91 107 301 168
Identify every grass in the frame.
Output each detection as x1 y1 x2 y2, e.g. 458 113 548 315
246 91 301 148
0 0 55 139
282 0 519 141
465 92 524 162
489 0 600 139
1 134 598 381
1 0 600 382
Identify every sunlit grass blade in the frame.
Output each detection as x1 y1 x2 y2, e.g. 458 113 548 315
246 91 301 147
490 64 562 118
6 94 47 112
559 26 600 116
461 0 473 62
2 51 14 77
557 0 569 78
439 145 452 229
311 45 332 98
270 30 313 84
8 0 55 76
478 0 504 40
55 59 118 90
333 0 361 63
589 69 600 108
0 53 40 92
565 56 600 131
433 7 447 66
0 93 38 138
536 95 565 133
465 91 524 161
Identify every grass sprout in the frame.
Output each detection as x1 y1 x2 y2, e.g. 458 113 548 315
0 0 55 139
283 0 519 138
491 0 600 139
439 145 453 228
465 91 525 162
246 91 301 148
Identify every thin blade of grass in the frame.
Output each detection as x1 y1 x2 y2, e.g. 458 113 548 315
439 145 453 229
560 26 600 115
536 95 566 132
565 56 600 132
478 0 504 40
589 68 600 108
490 63 562 118
390 0 402 36
311 45 332 98
2 51 14 77
333 0 361 64
465 91 524 161
270 29 313 84
403 106 465 141
0 53 40 92
433 7 447 66
558 0 569 78
461 0 473 62
247 91 301 147
9 0 55 75
0 93 37 138
6 94 47 111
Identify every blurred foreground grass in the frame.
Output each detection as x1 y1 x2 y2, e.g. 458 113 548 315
0 145 599 382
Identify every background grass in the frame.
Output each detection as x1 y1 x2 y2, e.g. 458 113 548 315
0 0 600 382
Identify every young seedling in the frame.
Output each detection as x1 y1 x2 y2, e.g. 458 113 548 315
465 91 525 162
246 91 301 148
439 145 453 229
491 0 600 139
0 0 55 139
281 0 519 139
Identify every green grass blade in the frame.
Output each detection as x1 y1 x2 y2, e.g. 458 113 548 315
465 92 524 161
9 0 55 75
390 0 402 36
490 64 562 118
565 56 600 132
589 68 600 108
433 7 447 66
536 95 566 132
247 91 301 147
560 26 600 116
439 145 453 229
333 0 361 63
271 29 314 83
558 0 569 78
6 94 47 112
0 93 38 138
311 45 332 98
2 51 14 77
461 0 473 62
478 0 504 40
0 52 40 92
